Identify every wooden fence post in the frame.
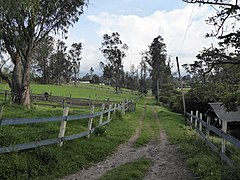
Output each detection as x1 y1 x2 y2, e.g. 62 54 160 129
122 101 125 115
4 90 7 101
0 106 4 119
206 116 210 138
108 104 112 121
199 113 203 132
113 103 117 114
58 107 69 147
195 111 199 132
87 105 95 138
221 120 227 153
190 111 193 129
62 99 65 108
99 104 105 125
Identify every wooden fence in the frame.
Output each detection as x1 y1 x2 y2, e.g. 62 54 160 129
0 90 118 108
186 111 240 165
0 100 136 154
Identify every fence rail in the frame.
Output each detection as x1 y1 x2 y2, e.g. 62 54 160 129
0 90 119 107
186 112 240 165
0 100 136 154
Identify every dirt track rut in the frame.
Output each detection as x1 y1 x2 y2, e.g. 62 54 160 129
61 106 195 180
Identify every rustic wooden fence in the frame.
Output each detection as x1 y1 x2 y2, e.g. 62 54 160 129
0 100 136 154
0 90 118 108
186 111 240 165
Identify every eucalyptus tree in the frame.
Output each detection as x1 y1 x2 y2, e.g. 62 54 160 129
139 59 148 94
0 0 88 106
68 43 83 87
32 35 54 84
143 35 171 96
49 40 70 85
100 32 128 93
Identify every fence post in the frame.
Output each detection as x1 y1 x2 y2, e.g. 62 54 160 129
190 111 193 129
113 103 117 114
195 111 199 132
206 116 210 138
4 90 7 101
0 106 4 119
221 120 227 153
58 107 69 147
87 105 95 138
199 113 203 132
122 101 125 115
108 104 112 121
62 99 65 108
99 103 105 125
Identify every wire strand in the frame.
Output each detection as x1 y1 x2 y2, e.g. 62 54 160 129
178 4 195 57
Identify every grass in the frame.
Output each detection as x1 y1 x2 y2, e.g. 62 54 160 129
99 158 151 180
134 105 160 148
0 83 137 102
0 109 142 179
0 83 141 179
154 105 240 180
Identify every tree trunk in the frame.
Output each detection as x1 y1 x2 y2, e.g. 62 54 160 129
21 58 32 107
11 54 32 107
11 54 22 104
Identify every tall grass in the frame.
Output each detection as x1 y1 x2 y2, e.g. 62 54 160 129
155 105 240 180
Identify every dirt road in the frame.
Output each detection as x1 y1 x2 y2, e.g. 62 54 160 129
62 106 195 180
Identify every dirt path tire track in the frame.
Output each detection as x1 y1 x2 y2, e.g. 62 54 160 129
143 106 194 180
61 105 195 180
61 109 147 180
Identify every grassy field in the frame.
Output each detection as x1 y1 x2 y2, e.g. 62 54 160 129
0 83 137 102
0 83 141 179
0 84 240 179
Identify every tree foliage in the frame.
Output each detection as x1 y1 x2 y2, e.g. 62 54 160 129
100 32 128 93
183 0 240 110
142 35 172 96
68 42 83 86
0 0 88 106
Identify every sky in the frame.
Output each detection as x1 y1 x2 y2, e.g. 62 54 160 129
62 0 218 76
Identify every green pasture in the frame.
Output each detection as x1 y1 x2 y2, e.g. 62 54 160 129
0 83 137 102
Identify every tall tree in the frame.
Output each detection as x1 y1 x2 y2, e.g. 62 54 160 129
0 0 88 106
68 42 83 87
32 35 54 84
49 40 69 85
143 35 171 96
139 60 148 94
100 32 128 93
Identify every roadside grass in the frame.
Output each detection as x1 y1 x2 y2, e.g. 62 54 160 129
99 158 151 180
154 105 240 180
0 83 141 179
0 105 142 179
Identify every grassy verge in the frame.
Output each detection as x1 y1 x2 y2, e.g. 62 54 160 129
154 105 240 180
0 107 142 179
0 83 141 179
99 158 151 180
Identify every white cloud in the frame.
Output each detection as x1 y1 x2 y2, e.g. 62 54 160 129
60 4 219 77
85 4 218 74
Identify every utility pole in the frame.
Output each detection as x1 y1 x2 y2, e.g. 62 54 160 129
176 57 186 116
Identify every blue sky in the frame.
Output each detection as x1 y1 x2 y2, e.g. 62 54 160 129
63 0 216 76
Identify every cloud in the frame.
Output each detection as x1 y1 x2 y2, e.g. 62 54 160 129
86 4 218 74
